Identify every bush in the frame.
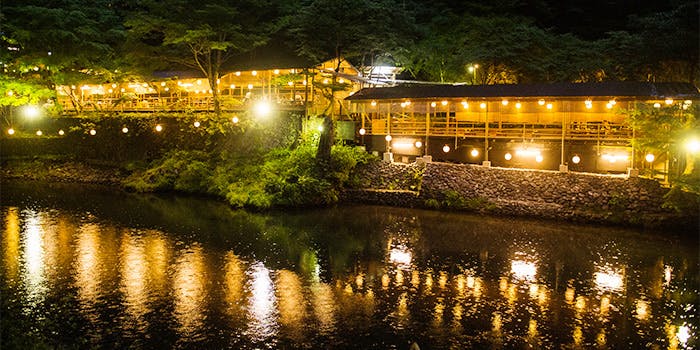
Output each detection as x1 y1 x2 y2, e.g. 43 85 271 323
124 150 212 192
125 142 373 209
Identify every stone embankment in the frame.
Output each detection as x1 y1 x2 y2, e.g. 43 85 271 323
344 161 699 228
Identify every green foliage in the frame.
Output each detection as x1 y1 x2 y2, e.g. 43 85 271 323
124 140 374 209
290 0 414 68
626 103 698 179
124 150 212 192
662 185 700 214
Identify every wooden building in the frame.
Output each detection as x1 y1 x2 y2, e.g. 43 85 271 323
346 82 700 174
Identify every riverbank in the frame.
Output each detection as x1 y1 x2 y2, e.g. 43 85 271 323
2 156 698 230
345 161 700 229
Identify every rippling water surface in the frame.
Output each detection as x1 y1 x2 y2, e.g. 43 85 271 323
0 181 697 349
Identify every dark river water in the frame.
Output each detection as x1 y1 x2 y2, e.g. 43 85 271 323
0 180 697 349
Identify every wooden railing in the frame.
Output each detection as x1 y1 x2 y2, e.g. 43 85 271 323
367 118 631 141
57 95 308 113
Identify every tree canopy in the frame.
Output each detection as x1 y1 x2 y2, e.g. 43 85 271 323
1 0 697 95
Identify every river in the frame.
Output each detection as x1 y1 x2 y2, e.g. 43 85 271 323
0 180 697 349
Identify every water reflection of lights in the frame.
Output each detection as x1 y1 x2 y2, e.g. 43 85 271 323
395 270 404 285
173 246 207 338
565 286 575 304
573 326 583 346
247 262 278 341
145 232 169 293
594 269 624 292
120 233 148 322
425 272 434 290
433 299 445 325
664 265 673 286
528 319 538 338
575 296 586 311
3 208 20 286
677 324 691 345
492 313 502 332
600 295 610 315
76 223 102 306
23 212 46 299
311 282 337 334
389 246 412 267
355 274 364 288
635 299 649 320
382 273 390 289
596 329 607 346
396 292 409 326
223 252 245 316
276 270 306 334
511 259 537 281
528 283 539 298
411 270 420 288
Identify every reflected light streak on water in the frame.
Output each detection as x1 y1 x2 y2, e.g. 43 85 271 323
173 245 207 339
76 223 101 312
311 281 336 335
144 232 169 295
389 246 412 267
511 259 537 282
664 265 673 286
276 269 306 337
223 252 245 315
120 232 148 324
594 269 624 292
246 262 278 342
3 208 20 287
23 211 46 301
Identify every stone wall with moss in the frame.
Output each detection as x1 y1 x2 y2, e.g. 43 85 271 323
345 161 699 228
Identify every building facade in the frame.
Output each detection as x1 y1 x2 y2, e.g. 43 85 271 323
346 82 700 174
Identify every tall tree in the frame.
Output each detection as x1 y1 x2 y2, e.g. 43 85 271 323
125 0 282 116
0 0 126 113
290 0 415 162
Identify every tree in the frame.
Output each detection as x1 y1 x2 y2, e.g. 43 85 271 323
1 0 127 113
627 103 699 184
290 0 415 162
125 0 282 116
627 1 699 84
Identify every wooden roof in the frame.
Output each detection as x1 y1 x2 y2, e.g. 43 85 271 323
346 82 700 101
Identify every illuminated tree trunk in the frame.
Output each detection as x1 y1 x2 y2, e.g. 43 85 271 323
316 115 333 164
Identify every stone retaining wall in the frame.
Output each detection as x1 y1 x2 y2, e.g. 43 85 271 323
344 161 699 228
